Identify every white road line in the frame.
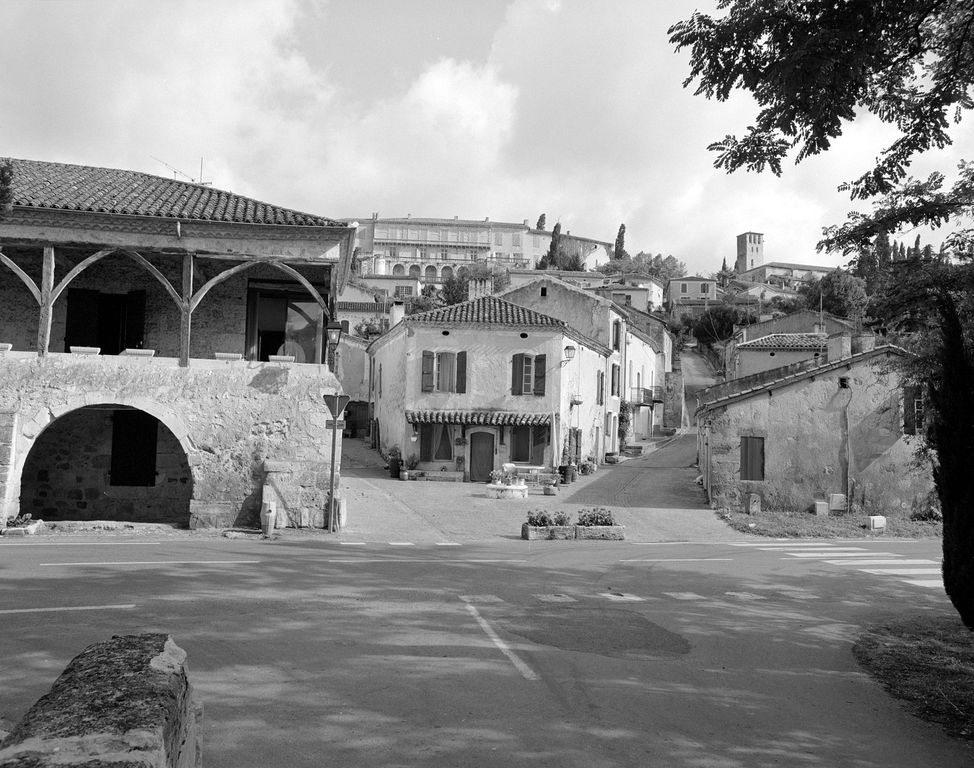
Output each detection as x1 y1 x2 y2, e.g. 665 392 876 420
465 603 538 681
388 542 415 546
0 604 136 615
827 559 939 566
860 568 942 576
339 542 367 546
765 547 866 552
40 559 260 566
728 542 837 547
663 592 707 601
784 551 896 558
0 541 173 546
903 579 943 588
320 559 525 564
622 558 734 562
435 542 461 546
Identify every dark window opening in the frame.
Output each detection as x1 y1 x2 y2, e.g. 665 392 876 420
111 410 158 486
64 289 146 355
246 283 327 363
740 436 765 481
511 425 548 464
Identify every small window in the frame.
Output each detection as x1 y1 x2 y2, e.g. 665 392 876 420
511 353 546 396
495 232 503 245
740 436 765 481
421 351 467 393
612 320 621 351
700 283 710 294
680 283 688 294
541 287 547 297
611 363 620 396
904 385 924 435
394 285 414 297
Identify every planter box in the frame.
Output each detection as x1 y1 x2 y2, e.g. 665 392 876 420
575 525 626 540
521 523 547 540
487 483 529 499
547 525 574 540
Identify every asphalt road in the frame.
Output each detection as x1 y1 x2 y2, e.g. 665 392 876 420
1 535 967 767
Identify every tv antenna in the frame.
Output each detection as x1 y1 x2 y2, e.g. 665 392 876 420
150 155 212 186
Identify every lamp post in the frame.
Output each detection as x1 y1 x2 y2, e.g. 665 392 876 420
325 321 347 532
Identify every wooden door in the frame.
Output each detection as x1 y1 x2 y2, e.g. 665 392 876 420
469 432 495 482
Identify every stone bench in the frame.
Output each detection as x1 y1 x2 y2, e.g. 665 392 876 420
0 633 202 767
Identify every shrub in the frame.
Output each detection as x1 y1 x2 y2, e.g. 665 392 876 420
526 509 554 527
577 507 615 526
552 511 573 526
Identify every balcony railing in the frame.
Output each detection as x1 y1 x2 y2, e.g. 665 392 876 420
630 385 663 405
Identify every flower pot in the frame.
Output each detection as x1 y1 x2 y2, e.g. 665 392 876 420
543 485 557 496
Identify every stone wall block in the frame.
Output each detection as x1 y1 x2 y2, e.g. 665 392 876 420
0 633 202 768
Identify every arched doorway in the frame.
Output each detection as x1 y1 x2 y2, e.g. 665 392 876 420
19 405 193 526
424 265 438 281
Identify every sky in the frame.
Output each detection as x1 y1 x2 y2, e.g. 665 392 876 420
2 0 972 276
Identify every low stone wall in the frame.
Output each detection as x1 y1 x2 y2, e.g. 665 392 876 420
0 634 202 768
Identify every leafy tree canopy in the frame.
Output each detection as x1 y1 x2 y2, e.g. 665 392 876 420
796 269 868 320
0 159 13 215
536 213 546 230
692 305 754 344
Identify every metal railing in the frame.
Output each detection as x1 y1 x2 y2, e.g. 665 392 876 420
630 385 663 405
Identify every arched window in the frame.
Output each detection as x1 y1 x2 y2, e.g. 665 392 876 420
392 264 406 276
424 265 438 281
409 264 421 279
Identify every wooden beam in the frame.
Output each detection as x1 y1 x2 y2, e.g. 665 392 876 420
180 253 194 368
36 246 55 356
0 248 42 305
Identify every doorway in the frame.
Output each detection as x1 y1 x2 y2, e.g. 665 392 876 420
469 432 495 482
246 284 325 363
64 289 146 355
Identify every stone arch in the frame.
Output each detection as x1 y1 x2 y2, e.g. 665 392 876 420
424 265 438 281
408 264 421 279
10 395 197 526
441 266 454 282
392 263 406 276
456 266 469 280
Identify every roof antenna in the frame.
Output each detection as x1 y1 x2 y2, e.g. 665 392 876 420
150 155 211 186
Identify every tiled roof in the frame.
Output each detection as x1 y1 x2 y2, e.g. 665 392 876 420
406 296 566 327
3 157 345 227
737 333 827 350
406 410 552 426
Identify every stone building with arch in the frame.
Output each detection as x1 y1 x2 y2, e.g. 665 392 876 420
0 158 355 529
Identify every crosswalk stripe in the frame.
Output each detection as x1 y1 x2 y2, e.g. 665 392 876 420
785 551 894 558
902 579 942 588
728 542 836 548
826 559 938 566
860 568 942 576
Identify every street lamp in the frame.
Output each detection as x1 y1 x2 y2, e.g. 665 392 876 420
325 320 348 532
560 344 577 366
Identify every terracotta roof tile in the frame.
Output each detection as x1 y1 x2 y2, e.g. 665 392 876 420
406 410 552 426
737 333 827 350
406 296 566 328
3 157 345 227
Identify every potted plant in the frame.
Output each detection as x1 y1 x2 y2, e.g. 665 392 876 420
387 447 402 479
542 478 558 496
521 510 574 539
575 507 625 540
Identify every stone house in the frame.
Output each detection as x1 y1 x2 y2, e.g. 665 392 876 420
695 334 932 515
733 333 827 377
367 296 612 481
666 276 720 321
0 158 355 528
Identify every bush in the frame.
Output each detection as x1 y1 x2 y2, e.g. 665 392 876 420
526 510 554 527
552 511 573 526
577 507 615 526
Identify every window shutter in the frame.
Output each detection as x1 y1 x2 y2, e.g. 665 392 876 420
421 351 434 392
903 385 916 435
420 424 433 461
533 354 546 395
511 353 524 395
740 437 765 481
456 351 467 393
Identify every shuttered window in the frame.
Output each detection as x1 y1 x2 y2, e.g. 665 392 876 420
421 351 466 392
511 353 546 396
510 425 549 463
596 371 604 405
903 385 924 435
740 437 765 481
420 424 454 461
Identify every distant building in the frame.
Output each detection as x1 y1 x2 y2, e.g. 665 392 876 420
735 231 764 273
666 276 720 321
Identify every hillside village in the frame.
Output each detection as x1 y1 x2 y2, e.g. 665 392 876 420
0 158 933 530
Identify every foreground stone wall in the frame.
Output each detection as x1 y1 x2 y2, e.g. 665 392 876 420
0 634 201 767
0 352 341 527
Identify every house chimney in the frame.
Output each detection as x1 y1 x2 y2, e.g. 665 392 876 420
827 332 852 362
523 219 529 226
852 332 876 354
389 301 406 328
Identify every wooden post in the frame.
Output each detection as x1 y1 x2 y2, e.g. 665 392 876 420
36 246 55 356
179 253 194 368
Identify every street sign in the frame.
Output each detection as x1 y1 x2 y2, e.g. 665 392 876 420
325 420 346 429
325 394 351 418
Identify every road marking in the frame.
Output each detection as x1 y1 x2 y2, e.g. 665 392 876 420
0 604 136 615
339 542 367 546
769 547 866 552
826 559 938 566
663 592 706 601
388 542 415 546
600 592 645 602
724 591 766 600
728 542 837 547
903 579 943 588
435 542 461 546
860 568 942 576
465 603 538 681
320 559 525 564
622 558 733 562
784 551 896 558
40 560 260 566
0 541 173 546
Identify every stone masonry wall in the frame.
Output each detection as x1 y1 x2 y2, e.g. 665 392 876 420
0 352 340 528
0 633 202 768
18 407 192 523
